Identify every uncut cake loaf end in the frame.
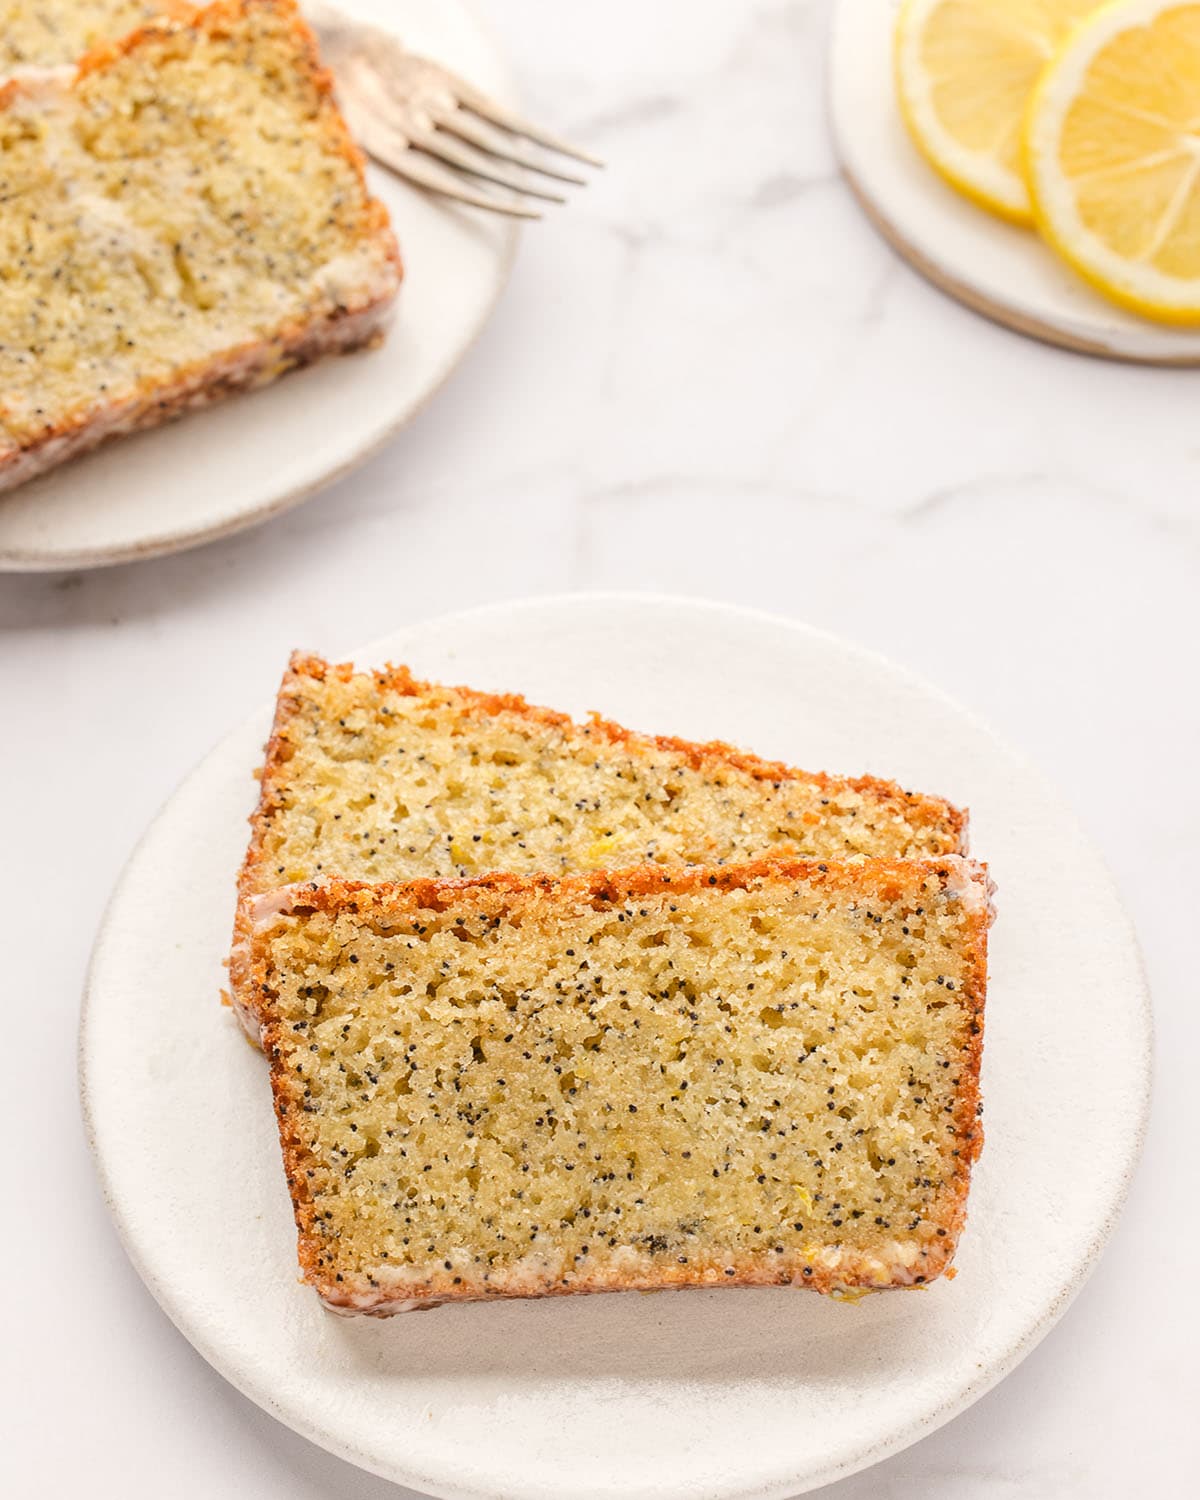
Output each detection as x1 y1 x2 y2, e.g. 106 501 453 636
229 653 967 1035
0 0 401 493
248 858 992 1312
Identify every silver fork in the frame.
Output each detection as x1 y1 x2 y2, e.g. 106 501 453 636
305 2 601 219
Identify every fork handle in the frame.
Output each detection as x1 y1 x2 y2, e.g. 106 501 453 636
302 1 357 44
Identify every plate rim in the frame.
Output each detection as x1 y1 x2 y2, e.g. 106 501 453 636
79 591 1154 1500
0 0 520 574
826 0 1200 366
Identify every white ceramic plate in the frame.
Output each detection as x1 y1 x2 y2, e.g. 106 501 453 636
0 0 518 572
829 0 1200 364
82 594 1151 1500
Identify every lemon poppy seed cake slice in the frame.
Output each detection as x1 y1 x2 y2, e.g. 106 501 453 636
0 0 401 493
229 653 967 1033
249 859 991 1311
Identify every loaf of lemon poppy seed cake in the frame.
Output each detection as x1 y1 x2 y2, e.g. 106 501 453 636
229 653 968 1035
248 859 991 1311
0 1 185 74
0 0 401 493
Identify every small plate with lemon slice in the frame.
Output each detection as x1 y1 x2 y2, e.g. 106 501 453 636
830 0 1200 362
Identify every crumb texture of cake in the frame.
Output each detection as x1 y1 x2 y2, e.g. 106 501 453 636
0 2 184 74
252 859 990 1312
0 0 401 492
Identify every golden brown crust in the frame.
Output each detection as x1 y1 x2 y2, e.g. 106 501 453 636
252 858 990 1309
0 0 401 492
252 854 985 919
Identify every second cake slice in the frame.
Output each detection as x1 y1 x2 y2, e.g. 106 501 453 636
248 857 991 1312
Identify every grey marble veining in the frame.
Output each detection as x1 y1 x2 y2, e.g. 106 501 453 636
1 3 1192 1499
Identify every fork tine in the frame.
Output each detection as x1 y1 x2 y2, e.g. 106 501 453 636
414 128 568 203
451 81 604 167
369 143 543 219
436 109 590 186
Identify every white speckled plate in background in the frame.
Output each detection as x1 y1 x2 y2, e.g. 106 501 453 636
0 0 519 572
829 0 1200 364
81 595 1151 1499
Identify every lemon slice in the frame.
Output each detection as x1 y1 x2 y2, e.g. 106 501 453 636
895 0 1101 222
1025 0 1200 323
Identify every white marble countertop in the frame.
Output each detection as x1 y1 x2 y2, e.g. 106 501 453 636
3 1 1194 1496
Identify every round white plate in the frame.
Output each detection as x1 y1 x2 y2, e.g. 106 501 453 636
829 0 1200 364
82 594 1151 1500
0 0 518 572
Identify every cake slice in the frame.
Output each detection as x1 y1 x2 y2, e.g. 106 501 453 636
248 858 991 1311
0 2 185 74
0 0 401 493
229 654 967 1032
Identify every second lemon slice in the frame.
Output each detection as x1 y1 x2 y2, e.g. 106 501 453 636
895 0 1101 222
1025 0 1200 323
